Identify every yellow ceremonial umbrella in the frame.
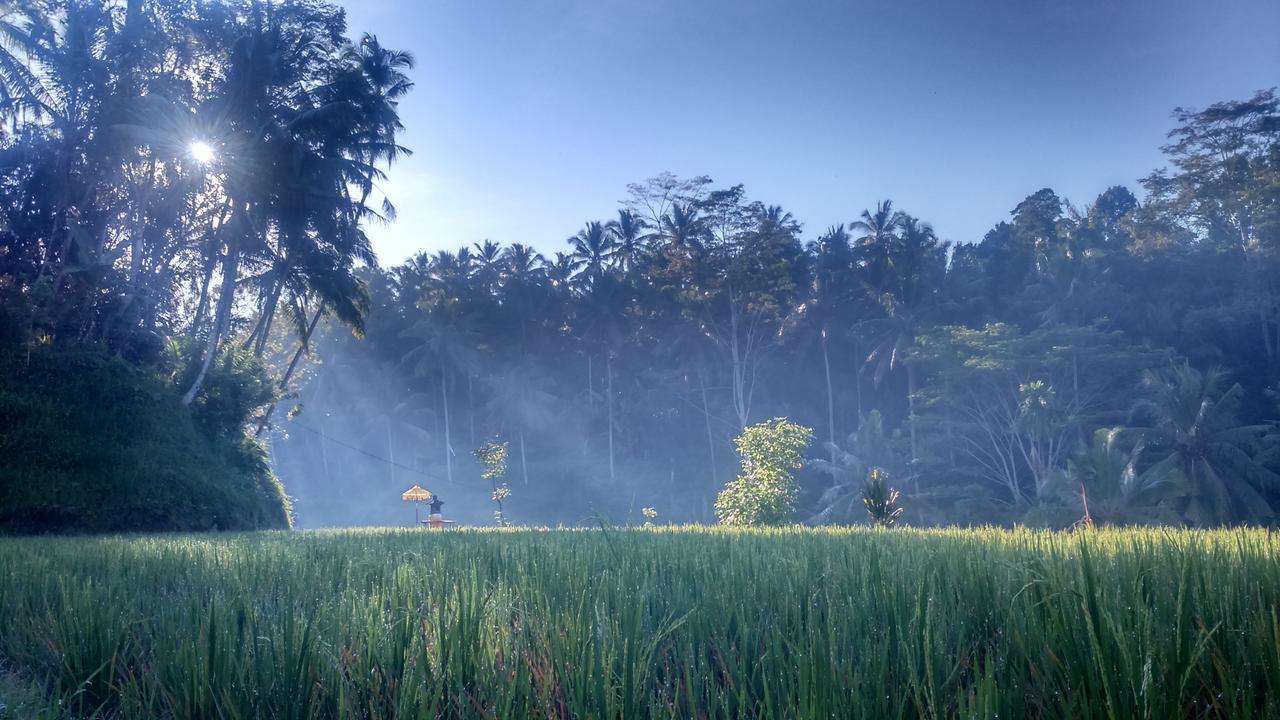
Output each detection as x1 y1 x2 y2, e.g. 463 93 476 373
401 485 433 524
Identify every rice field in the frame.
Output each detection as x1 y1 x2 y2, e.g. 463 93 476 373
0 527 1277 719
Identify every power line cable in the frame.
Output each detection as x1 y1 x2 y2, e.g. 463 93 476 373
285 420 445 484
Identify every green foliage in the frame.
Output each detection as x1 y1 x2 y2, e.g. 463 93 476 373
1044 427 1189 526
862 468 905 527
1123 362 1280 525
0 344 290 533
716 418 812 525
473 440 512 526
809 410 910 524
172 339 283 440
1 527 1279 717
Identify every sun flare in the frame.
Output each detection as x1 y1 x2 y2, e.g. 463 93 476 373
189 140 215 163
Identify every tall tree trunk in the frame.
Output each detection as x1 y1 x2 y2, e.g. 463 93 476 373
387 415 396 487
699 369 718 495
821 328 836 465
255 307 323 437
248 274 283 357
607 353 615 482
519 431 529 486
183 241 239 405
442 360 453 485
906 361 918 463
190 254 216 337
188 201 232 339
468 374 476 448
320 415 330 481
727 294 749 429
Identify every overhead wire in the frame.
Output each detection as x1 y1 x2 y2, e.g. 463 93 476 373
285 420 445 484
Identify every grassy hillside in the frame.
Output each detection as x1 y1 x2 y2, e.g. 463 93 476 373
0 345 290 534
0 527 1276 718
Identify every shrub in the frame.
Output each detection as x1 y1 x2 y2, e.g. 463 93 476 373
716 418 812 526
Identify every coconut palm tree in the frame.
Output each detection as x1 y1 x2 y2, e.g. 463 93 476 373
1054 427 1188 526
545 251 583 289
605 209 650 271
568 220 615 287
1121 362 1280 525
660 202 704 250
852 199 901 286
858 214 948 460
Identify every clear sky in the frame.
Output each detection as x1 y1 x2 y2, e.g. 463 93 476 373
339 0 1280 265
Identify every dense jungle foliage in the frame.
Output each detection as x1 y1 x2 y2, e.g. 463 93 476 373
275 91 1280 528
0 0 1277 530
0 0 409 531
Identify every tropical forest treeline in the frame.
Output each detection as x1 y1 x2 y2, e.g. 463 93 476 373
0 2 1276 530
276 88 1280 528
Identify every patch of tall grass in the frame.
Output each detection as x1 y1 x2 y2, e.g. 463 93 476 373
0 526 1276 718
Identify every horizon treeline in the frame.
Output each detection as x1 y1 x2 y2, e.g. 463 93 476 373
0 3 1277 530
275 88 1280 528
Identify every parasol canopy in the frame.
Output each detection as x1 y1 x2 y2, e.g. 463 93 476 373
401 485 432 503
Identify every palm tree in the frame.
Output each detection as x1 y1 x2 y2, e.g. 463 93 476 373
502 243 545 285
800 224 854 461
486 360 556 486
472 239 503 292
402 304 481 486
605 209 650 271
568 220 615 286
1121 363 1280 525
545 251 583 289
851 199 901 286
0 1 52 127
858 214 948 460
660 202 704 250
1055 427 1188 526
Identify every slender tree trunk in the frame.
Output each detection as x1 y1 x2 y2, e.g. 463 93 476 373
906 362 918 464
320 415 329 481
442 360 453 485
190 254 216 337
468 374 476 448
183 241 239 405
248 275 283 357
853 339 864 419
387 415 395 487
519 431 529 486
821 328 836 465
699 369 718 493
727 295 749 429
607 353 615 482
189 201 232 339
255 307 323 437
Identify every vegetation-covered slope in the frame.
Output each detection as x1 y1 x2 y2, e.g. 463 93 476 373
0 527 1276 718
0 345 289 533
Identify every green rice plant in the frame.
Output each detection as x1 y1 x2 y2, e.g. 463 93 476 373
0 526 1276 718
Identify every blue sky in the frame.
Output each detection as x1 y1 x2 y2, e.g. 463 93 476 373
340 0 1280 265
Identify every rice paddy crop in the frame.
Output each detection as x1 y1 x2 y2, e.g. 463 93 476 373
0 526 1277 718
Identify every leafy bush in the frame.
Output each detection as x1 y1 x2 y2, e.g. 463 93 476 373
0 344 290 533
716 418 812 525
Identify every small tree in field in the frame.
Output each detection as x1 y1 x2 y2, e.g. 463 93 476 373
862 468 904 527
473 440 512 526
716 418 812 526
